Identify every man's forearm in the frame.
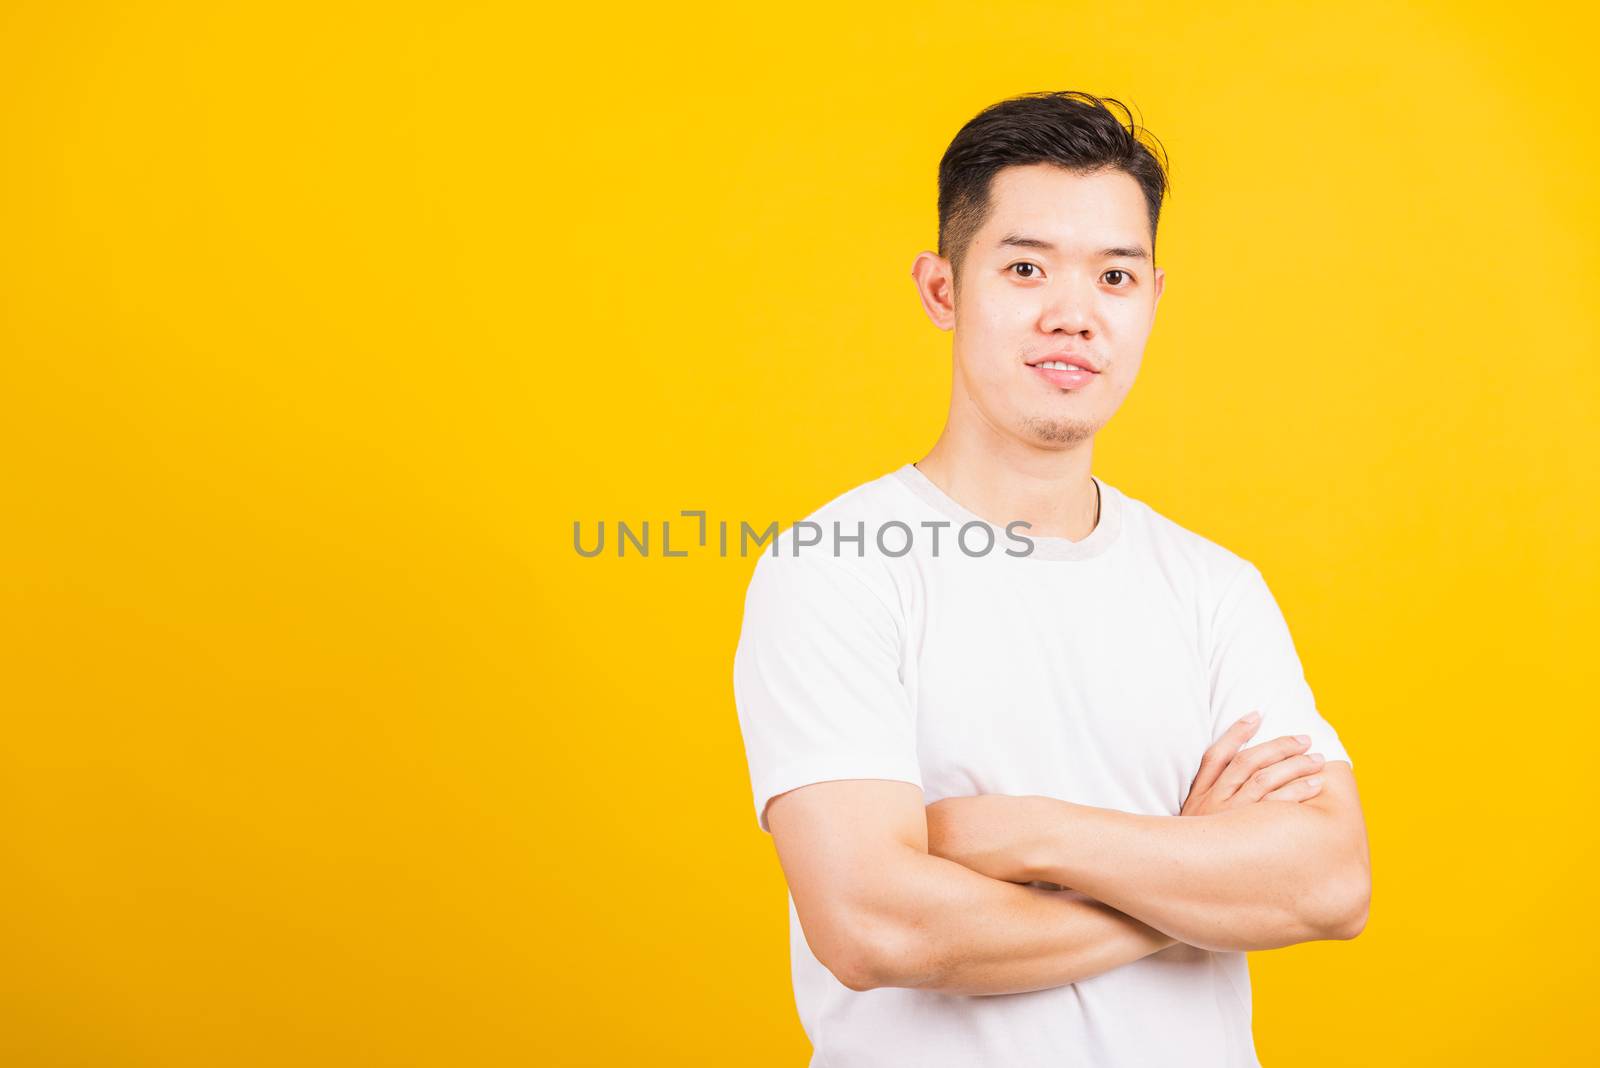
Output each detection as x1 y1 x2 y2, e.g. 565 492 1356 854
857 846 1177 995
1012 786 1367 952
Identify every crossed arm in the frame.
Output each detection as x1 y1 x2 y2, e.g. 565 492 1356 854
769 779 1180 996
765 717 1371 997
925 759 1369 953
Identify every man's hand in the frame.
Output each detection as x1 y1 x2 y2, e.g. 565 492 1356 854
1180 711 1325 816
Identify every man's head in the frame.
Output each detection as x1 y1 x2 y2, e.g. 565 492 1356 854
912 91 1170 452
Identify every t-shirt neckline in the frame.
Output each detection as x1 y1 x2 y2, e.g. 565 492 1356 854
892 462 1123 562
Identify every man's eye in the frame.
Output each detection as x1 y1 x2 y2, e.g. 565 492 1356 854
1104 269 1133 286
1009 263 1041 279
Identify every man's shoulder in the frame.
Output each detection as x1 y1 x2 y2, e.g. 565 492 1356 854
755 466 921 557
797 466 917 524
740 467 920 601
1114 483 1256 589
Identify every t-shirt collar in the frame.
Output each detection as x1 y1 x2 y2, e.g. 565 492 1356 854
892 462 1123 562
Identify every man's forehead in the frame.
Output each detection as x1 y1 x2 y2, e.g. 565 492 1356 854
981 226 1150 260
978 166 1151 253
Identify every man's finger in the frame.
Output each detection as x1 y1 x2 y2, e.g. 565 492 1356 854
1232 751 1325 804
1261 775 1323 803
1189 712 1261 798
1213 734 1311 798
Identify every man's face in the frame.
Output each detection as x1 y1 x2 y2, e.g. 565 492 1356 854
942 163 1164 449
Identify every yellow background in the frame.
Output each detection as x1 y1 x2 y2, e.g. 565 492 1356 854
4 1 1596 1064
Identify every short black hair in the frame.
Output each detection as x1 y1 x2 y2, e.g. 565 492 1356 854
937 91 1171 287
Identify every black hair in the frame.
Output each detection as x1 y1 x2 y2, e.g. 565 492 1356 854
937 91 1171 285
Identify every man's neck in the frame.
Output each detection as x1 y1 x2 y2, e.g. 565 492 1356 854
916 431 1100 543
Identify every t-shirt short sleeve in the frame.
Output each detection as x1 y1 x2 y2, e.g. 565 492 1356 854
732 548 923 834
1207 561 1354 767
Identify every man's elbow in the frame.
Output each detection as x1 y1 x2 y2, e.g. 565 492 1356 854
821 912 933 992
822 931 889 992
1330 876 1371 940
805 910 909 992
1307 868 1371 941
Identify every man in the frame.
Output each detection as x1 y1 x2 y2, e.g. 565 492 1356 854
731 91 1370 1068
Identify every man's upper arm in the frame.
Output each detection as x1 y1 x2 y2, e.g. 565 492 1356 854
1295 760 1372 937
1207 560 1355 767
731 540 928 985
765 778 928 988
732 544 923 834
1208 560 1371 933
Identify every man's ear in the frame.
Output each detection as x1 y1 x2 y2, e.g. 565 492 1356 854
910 250 957 331
1151 265 1166 319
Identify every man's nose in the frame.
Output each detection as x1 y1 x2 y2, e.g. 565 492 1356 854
1038 277 1096 337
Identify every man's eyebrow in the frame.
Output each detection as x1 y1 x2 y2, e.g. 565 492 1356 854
996 233 1150 260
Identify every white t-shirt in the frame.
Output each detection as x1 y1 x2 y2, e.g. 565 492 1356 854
732 462 1353 1068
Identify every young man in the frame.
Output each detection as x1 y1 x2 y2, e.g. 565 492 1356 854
732 91 1370 1068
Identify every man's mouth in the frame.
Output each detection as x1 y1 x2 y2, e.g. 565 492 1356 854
1026 355 1101 391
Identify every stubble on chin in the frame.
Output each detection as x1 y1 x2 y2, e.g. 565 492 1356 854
1019 414 1101 448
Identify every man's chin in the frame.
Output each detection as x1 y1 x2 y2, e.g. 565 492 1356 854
1019 414 1102 448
